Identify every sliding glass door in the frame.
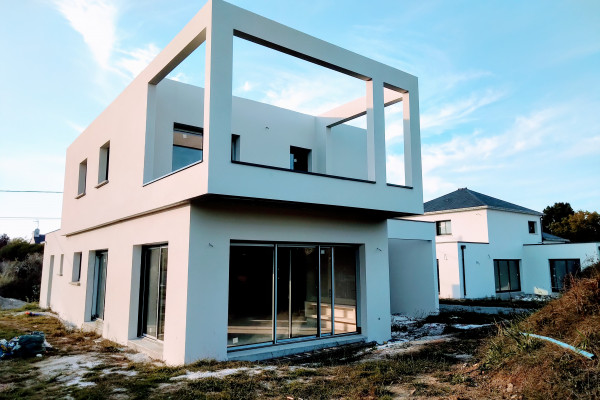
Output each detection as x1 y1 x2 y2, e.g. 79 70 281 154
228 243 358 348
139 245 168 340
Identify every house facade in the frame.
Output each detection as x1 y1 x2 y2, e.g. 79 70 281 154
39 0 438 365
406 188 600 299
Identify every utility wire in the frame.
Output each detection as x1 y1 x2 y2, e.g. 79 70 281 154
0 217 61 220
0 190 63 193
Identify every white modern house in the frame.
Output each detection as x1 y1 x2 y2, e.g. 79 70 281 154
406 188 600 299
39 0 438 364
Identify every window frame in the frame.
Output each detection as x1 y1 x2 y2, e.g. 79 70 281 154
436 220 452 236
172 122 203 171
549 258 581 292
72 252 82 283
77 159 87 197
528 220 537 234
289 146 312 172
493 259 521 293
97 141 110 186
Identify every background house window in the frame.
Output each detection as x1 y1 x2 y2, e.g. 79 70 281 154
172 123 203 171
528 221 537 234
290 146 311 172
77 159 87 196
98 141 110 183
231 134 240 161
436 220 452 236
59 254 64 276
72 252 82 282
550 259 580 292
494 259 521 292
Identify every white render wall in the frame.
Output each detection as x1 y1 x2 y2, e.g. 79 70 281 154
187 203 392 363
522 242 600 295
408 209 490 243
387 219 438 316
39 205 192 364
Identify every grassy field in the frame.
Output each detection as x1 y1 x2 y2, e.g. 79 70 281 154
0 306 508 399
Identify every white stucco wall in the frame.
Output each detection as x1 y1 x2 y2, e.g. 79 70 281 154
387 219 438 316
187 202 392 363
407 209 489 243
39 205 192 365
522 242 600 295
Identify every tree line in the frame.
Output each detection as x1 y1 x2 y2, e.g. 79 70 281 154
542 202 600 243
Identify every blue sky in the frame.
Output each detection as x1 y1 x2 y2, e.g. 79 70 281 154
1 0 599 239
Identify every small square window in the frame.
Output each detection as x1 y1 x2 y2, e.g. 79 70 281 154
72 252 82 282
77 160 87 196
172 123 203 171
436 220 451 236
528 221 537 234
290 146 311 172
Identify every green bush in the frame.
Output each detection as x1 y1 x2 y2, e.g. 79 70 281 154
0 253 43 302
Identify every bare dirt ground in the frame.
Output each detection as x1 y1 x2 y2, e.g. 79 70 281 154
0 305 516 399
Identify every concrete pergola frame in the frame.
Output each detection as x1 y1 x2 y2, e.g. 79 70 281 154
141 0 422 191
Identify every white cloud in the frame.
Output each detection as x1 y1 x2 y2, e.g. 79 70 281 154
115 43 160 78
53 0 118 69
420 89 505 132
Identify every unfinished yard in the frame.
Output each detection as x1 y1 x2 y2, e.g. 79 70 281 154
0 304 513 400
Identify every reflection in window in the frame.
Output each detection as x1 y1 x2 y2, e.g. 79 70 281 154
436 220 451 236
494 260 521 292
550 259 580 292
227 244 358 348
172 123 203 171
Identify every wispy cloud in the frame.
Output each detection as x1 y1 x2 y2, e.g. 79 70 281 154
115 43 160 78
53 0 118 69
420 89 505 132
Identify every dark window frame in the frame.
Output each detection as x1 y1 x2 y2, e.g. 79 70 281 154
172 123 203 171
436 220 451 236
528 220 537 234
493 259 521 293
289 146 311 172
549 258 581 292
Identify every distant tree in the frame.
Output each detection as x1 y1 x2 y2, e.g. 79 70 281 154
0 233 8 249
550 211 600 243
542 202 574 233
0 238 43 262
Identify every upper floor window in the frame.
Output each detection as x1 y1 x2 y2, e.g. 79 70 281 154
436 220 451 236
528 220 537 234
172 123 203 171
59 254 64 276
231 134 240 161
98 141 110 184
77 159 87 197
290 146 311 172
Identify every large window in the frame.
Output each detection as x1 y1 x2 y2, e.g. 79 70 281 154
139 245 168 340
550 259 580 292
172 123 203 171
228 243 358 348
436 220 451 236
494 259 521 293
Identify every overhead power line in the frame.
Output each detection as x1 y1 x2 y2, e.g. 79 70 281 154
0 217 61 220
0 190 63 193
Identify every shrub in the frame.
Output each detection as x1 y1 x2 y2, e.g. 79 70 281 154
0 253 43 302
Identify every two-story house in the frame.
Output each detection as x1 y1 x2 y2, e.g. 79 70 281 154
407 188 600 299
38 0 438 364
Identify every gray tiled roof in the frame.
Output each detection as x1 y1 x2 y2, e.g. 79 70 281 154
542 232 569 242
424 188 542 215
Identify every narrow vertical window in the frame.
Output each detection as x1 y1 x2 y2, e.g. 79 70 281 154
59 254 64 276
231 134 240 161
77 160 87 196
172 123 203 171
92 250 108 320
98 141 110 184
139 245 168 340
72 252 82 282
